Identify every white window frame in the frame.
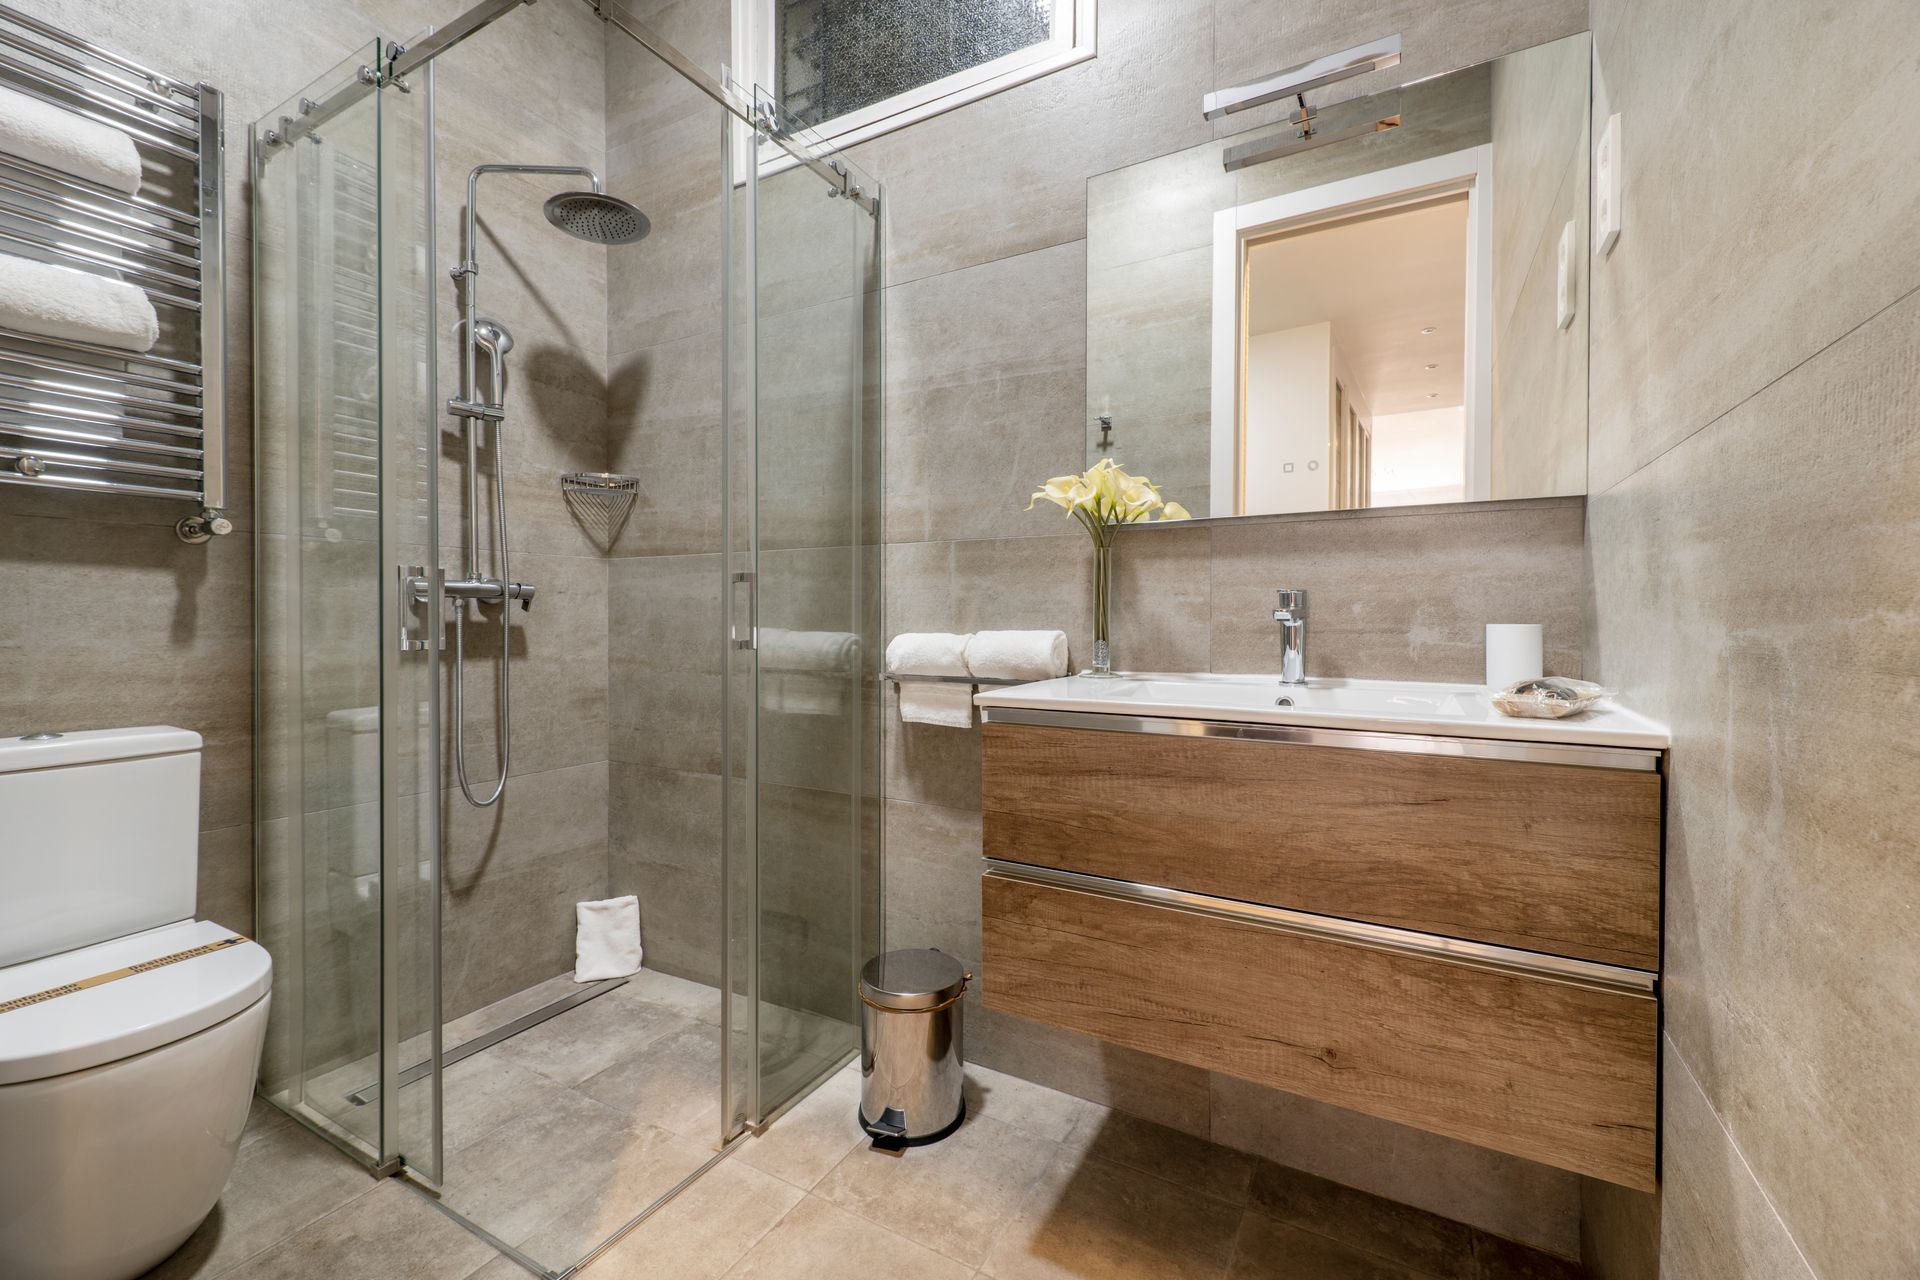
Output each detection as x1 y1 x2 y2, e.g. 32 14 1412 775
1210 145 1496 512
733 0 1096 161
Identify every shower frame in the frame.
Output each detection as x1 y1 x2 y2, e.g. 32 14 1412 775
251 0 883 1270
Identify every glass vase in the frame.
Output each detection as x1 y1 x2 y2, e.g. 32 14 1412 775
1088 538 1115 677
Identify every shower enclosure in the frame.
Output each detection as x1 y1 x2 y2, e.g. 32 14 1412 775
251 3 882 1271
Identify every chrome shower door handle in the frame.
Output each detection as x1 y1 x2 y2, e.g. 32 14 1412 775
730 570 757 651
397 565 443 652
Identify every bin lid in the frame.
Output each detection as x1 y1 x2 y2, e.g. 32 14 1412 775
859 948 969 1011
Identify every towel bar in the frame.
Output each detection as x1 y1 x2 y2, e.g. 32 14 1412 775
880 672 1029 688
0 2 227 542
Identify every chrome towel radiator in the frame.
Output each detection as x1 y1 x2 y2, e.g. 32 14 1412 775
0 3 228 543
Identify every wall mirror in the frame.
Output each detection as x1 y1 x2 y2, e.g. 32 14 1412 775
1086 31 1591 518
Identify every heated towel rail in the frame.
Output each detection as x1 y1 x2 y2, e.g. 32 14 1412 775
0 3 227 542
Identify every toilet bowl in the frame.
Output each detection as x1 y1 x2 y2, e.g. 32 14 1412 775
0 727 272 1280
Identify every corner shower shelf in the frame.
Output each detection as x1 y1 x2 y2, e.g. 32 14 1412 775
0 3 227 538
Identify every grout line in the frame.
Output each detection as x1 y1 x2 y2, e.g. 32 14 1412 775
879 235 1087 297
1666 1037 1824 1280
1593 279 1920 499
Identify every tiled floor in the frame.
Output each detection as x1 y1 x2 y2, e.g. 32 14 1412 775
143 989 1584 1280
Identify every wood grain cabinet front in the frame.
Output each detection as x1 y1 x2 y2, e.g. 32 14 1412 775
982 720 1662 969
978 714 1665 1191
981 872 1659 1190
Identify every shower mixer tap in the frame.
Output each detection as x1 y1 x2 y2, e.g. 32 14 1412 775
442 163 650 809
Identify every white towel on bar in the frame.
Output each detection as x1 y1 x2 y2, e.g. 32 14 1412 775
758 627 859 674
966 630 1070 682
886 631 974 728
0 83 143 194
575 895 642 982
0 252 158 351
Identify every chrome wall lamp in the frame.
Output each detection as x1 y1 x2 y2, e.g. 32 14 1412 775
1203 35 1404 171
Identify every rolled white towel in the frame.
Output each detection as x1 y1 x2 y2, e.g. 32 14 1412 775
0 253 158 351
886 631 974 728
965 630 1070 682
575 895 642 981
758 627 859 673
0 84 143 194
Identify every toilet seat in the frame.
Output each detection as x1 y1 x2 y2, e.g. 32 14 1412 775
0 920 272 1085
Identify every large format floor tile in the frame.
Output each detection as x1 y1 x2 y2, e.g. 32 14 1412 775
144 1003 1585 1280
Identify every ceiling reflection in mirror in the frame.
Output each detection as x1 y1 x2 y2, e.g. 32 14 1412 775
1086 31 1591 519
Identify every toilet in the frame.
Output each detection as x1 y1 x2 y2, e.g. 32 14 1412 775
0 727 272 1280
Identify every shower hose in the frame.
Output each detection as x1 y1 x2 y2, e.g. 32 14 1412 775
451 419 511 807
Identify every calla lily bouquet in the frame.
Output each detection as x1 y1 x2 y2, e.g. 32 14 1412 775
1027 459 1189 676
1027 458 1191 546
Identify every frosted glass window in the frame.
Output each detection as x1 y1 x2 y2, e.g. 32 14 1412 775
774 0 1063 130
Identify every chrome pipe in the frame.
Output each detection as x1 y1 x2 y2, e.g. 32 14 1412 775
0 225 201 295
0 26 199 120
0 369 202 418
390 0 534 79
0 327 200 373
0 443 202 479
0 402 202 437
0 172 200 247
0 196 204 268
0 71 199 158
0 419 202 457
0 3 199 99
0 468 199 499
0 47 201 141
0 346 201 395
196 85 224 514
0 150 200 227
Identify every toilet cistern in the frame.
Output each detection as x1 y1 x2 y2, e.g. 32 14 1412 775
1273 588 1308 686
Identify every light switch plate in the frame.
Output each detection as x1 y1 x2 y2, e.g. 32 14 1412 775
1556 219 1577 329
1595 112 1622 255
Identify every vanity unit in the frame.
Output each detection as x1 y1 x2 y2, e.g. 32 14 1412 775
975 675 1667 1191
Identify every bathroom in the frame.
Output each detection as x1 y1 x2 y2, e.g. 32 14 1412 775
0 0 1911 1277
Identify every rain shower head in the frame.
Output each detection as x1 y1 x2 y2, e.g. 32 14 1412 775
543 191 650 245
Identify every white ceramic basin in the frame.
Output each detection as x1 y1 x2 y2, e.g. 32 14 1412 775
973 673 1670 748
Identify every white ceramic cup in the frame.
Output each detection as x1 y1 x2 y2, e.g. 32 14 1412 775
1485 623 1544 689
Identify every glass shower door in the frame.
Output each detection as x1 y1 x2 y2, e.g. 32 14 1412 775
727 94 884 1126
252 41 441 1179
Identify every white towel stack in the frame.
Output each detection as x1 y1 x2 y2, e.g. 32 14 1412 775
885 632 974 727
758 628 859 717
965 630 1071 682
886 629 1071 728
575 895 642 982
0 84 144 195
0 254 159 352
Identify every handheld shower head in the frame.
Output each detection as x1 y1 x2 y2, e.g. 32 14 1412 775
543 191 650 245
462 316 514 409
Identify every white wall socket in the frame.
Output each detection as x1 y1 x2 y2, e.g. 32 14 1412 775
1595 112 1622 256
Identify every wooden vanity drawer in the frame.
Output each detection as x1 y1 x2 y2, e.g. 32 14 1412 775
981 720 1662 969
981 871 1659 1189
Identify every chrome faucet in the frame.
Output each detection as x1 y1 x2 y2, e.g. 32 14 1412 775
1272 588 1307 685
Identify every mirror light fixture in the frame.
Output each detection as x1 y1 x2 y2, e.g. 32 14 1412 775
1202 35 1402 120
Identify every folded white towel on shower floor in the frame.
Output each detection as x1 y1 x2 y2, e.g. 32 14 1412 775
0 252 159 351
0 83 143 194
575 895 642 982
886 631 974 728
965 630 1070 682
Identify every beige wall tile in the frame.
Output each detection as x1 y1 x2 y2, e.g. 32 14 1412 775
883 243 1089 545
1654 1043 1817 1280
1587 0 1920 491
1207 499 1587 681
1588 288 1920 1277
845 0 1215 288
